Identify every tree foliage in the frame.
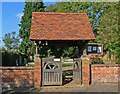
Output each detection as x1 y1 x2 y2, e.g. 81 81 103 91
96 2 120 60
19 1 45 56
3 31 20 53
39 46 75 58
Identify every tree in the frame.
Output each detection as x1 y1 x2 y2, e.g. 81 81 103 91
96 2 120 61
19 1 45 56
3 31 20 53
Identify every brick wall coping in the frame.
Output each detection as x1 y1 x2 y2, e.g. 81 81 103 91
0 67 34 70
91 64 120 67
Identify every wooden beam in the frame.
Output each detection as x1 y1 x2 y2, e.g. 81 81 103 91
77 40 89 57
35 41 39 55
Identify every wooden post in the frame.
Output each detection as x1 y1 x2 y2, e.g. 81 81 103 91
77 40 88 57
34 42 38 55
34 42 41 89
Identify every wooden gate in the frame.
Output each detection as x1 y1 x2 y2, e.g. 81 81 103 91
73 58 82 84
42 58 62 86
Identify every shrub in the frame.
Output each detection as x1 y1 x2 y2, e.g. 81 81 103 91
90 57 104 64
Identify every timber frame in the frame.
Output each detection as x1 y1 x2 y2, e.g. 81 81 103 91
34 40 89 57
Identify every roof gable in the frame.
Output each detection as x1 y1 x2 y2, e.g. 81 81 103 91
30 12 95 41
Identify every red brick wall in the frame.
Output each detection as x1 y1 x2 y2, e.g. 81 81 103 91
91 64 120 83
1 67 34 88
34 56 41 88
34 62 41 88
81 57 90 85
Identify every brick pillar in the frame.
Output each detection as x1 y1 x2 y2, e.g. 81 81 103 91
81 56 90 86
34 55 41 89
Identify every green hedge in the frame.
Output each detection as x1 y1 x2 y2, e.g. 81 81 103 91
2 51 27 66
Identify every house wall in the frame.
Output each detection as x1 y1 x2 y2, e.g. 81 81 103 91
91 64 120 83
1 67 34 91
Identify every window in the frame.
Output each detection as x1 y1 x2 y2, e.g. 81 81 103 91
97 46 102 53
87 46 92 52
93 46 97 51
87 44 103 55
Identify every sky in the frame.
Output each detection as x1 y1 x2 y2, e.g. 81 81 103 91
2 2 25 37
1 1 55 47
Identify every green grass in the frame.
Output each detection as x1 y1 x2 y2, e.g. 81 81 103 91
62 63 73 67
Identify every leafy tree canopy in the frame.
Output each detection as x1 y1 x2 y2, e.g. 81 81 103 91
96 2 120 60
19 1 45 56
3 31 20 53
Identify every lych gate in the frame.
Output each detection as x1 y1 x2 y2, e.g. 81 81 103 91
29 12 95 88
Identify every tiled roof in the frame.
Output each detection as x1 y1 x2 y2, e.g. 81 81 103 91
30 12 95 41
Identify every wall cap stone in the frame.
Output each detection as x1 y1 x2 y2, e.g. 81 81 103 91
0 67 34 70
81 55 89 60
91 64 120 67
34 55 41 62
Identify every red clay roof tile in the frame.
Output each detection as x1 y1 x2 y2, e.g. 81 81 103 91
30 12 95 41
